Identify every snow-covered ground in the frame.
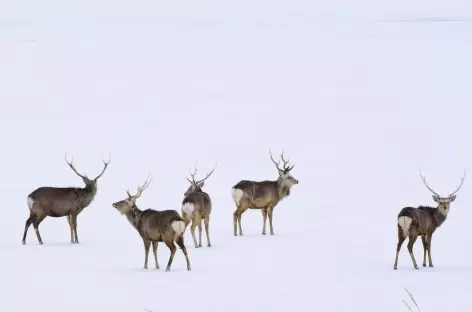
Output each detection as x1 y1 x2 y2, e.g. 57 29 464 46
1 0 472 311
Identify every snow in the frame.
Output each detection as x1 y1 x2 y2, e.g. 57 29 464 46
1 0 472 311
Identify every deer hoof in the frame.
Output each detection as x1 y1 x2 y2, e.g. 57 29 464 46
262 232 266 235
207 244 211 247
429 264 434 268
423 264 426 267
393 266 397 270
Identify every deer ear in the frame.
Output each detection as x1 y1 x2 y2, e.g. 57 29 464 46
449 194 457 202
197 181 204 188
432 195 440 203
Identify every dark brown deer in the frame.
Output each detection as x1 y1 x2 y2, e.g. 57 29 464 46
181 162 217 248
22 154 111 245
231 149 299 236
112 175 191 271
393 169 466 270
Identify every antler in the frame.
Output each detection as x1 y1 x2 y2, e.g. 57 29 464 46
93 154 111 180
448 169 466 197
270 149 294 172
186 161 199 184
127 173 153 199
419 169 441 197
195 162 218 185
186 161 218 185
65 153 88 179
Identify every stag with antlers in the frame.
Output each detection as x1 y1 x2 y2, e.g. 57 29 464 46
231 149 299 236
394 169 466 270
181 162 217 248
22 154 111 245
112 175 191 271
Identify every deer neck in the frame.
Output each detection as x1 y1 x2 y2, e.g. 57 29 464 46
433 205 447 227
276 178 292 200
125 204 142 229
77 184 98 212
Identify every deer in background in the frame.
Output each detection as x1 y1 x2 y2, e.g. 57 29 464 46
231 150 299 236
394 169 466 270
22 154 111 245
112 175 191 271
181 162 217 248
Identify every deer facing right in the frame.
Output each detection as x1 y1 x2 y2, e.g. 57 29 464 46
393 169 466 270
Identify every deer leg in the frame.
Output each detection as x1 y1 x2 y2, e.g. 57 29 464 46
238 214 243 236
393 225 406 270
164 239 177 272
261 209 268 235
190 220 198 248
421 236 428 267
233 204 248 236
233 210 239 236
71 213 79 244
142 238 151 269
22 215 33 245
176 235 191 271
33 215 46 245
407 234 419 270
267 207 275 235
427 235 434 267
152 241 159 269
67 215 74 243
204 217 211 247
198 220 202 248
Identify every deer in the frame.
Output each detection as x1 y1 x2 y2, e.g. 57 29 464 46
22 154 111 245
393 169 466 270
112 175 191 271
231 149 299 236
181 162 217 248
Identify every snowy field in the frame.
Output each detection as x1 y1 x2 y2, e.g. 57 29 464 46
1 0 472 311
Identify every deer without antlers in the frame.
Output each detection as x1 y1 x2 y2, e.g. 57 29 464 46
181 162 217 248
22 154 111 245
393 169 466 270
112 175 191 271
231 149 298 236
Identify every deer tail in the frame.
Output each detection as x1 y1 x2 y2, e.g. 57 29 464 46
171 220 186 238
397 216 412 237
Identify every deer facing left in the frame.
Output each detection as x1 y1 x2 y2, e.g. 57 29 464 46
22 154 111 245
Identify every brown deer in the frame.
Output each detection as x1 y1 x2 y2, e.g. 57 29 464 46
231 149 298 236
22 154 111 245
393 169 466 270
112 175 191 271
181 162 217 248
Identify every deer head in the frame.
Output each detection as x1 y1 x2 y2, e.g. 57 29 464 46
65 153 111 189
112 174 153 215
184 162 217 196
269 149 298 187
419 169 466 215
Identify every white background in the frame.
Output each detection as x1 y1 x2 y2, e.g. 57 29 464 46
0 0 471 311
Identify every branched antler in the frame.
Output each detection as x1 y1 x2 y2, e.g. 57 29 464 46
127 173 153 199
270 149 294 172
186 161 218 185
449 169 466 197
419 169 440 197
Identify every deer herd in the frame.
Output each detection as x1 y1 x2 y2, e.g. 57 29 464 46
21 151 467 272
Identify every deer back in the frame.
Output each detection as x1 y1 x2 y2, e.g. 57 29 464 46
136 209 183 240
28 186 96 216
182 191 212 216
398 206 440 235
234 180 279 207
